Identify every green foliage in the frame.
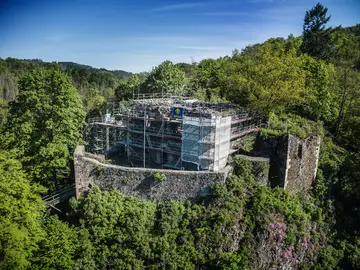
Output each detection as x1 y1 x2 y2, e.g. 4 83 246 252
237 134 256 153
331 27 360 66
95 166 104 175
122 177 130 184
71 188 156 268
86 94 107 118
175 62 195 77
333 66 360 149
0 150 46 269
1 68 86 190
0 97 8 128
192 58 228 101
63 162 325 269
114 74 141 101
142 60 187 96
1 4 360 269
335 152 360 238
114 80 133 100
300 3 336 60
151 171 167 183
0 58 129 116
226 41 309 114
319 136 346 180
33 216 78 269
298 56 338 123
261 112 323 139
0 68 18 102
313 244 345 270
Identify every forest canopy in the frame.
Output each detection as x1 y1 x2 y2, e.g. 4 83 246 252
0 2 360 269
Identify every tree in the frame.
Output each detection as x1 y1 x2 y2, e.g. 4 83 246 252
333 66 360 142
115 74 141 100
71 187 156 268
0 150 46 269
300 3 336 60
0 70 18 102
175 62 195 77
0 96 8 128
78 83 99 113
192 58 227 101
225 41 309 114
298 55 338 123
142 61 186 96
330 29 360 138
332 28 360 67
1 68 86 190
115 80 133 100
127 74 141 91
33 216 78 269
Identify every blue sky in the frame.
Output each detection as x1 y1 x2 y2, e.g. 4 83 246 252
0 0 359 72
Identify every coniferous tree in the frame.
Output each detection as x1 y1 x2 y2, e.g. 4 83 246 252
300 3 336 60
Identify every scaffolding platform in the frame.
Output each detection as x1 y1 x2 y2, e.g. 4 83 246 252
85 95 263 171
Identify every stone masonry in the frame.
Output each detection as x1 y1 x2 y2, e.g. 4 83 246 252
74 145 231 201
254 134 321 193
74 132 319 201
284 135 321 193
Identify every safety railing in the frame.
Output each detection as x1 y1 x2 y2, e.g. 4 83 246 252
42 184 76 207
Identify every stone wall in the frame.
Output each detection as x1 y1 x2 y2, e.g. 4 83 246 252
284 135 321 193
74 146 231 201
254 134 321 193
75 131 319 201
234 155 270 186
253 136 289 188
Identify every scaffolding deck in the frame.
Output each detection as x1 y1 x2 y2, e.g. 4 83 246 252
86 96 263 171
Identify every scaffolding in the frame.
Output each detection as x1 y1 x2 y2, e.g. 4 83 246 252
85 116 124 154
181 115 231 171
85 95 263 171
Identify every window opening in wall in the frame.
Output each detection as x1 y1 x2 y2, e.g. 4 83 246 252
297 144 303 159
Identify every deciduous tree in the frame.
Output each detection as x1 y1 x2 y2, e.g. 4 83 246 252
1 68 86 190
142 61 186 96
226 42 308 114
0 150 45 269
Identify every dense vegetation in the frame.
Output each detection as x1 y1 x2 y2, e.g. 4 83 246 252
0 58 131 115
0 3 359 269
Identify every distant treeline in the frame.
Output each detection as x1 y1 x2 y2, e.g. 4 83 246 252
1 3 360 268
0 57 131 113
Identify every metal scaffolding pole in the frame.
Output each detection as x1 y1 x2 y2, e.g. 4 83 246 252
143 106 146 168
106 127 109 151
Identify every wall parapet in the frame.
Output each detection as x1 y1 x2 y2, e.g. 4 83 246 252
74 146 231 201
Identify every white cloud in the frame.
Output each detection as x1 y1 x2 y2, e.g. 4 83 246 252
151 2 205 12
198 11 252 16
176 45 233 51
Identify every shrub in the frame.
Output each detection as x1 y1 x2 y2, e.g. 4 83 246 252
95 166 104 175
151 171 167 183
261 112 323 139
122 177 130 184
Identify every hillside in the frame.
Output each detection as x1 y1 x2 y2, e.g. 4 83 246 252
0 57 132 113
0 2 360 269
